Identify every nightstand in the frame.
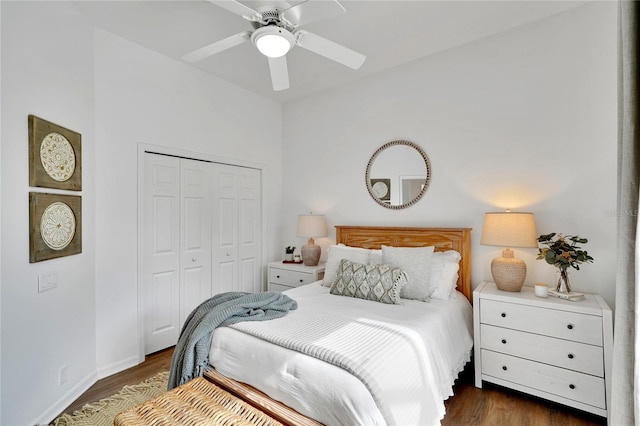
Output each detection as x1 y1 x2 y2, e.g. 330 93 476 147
268 262 325 292
473 281 612 419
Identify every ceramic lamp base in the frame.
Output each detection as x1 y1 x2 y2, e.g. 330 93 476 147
491 248 527 292
301 238 321 266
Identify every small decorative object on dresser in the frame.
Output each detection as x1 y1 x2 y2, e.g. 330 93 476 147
268 261 325 292
284 246 296 262
536 233 594 295
473 281 613 420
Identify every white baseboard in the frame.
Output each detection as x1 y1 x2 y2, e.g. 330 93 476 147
33 371 96 426
32 355 142 425
97 355 140 380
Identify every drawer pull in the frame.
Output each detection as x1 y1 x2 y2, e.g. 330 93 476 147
568 353 574 359
569 384 576 390
501 313 506 318
299 279 304 283
501 339 507 344
502 366 508 371
567 324 574 330
276 275 281 279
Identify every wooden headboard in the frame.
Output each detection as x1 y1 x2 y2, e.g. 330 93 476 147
335 226 472 302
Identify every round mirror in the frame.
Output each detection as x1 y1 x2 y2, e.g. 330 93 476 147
365 140 431 209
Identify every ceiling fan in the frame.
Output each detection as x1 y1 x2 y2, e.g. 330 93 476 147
182 0 366 91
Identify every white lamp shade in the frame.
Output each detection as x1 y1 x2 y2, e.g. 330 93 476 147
480 212 537 248
296 214 328 238
252 27 294 58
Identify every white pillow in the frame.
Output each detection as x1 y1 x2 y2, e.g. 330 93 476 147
381 245 436 301
322 244 372 287
428 250 461 300
368 249 383 266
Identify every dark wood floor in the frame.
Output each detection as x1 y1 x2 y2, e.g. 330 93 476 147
57 347 607 425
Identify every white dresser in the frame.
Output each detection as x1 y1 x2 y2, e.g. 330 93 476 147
473 281 612 419
268 262 325 292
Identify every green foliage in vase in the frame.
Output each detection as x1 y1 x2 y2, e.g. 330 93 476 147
537 233 594 270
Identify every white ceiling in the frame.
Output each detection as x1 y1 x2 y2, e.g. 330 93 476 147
73 0 587 104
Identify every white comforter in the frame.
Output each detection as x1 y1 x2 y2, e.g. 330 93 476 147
209 282 473 426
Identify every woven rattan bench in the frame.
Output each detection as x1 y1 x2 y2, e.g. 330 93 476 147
114 376 284 426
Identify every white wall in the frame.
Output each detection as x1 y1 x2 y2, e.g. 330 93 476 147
282 2 618 308
1 2 96 425
93 29 283 377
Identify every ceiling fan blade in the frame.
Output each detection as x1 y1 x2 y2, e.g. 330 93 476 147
268 56 290 91
182 31 251 62
281 0 346 27
206 0 262 21
295 30 365 70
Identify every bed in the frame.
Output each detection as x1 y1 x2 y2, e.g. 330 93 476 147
205 226 473 426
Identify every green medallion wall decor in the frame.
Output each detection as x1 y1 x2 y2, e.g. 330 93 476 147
29 115 82 191
29 192 82 263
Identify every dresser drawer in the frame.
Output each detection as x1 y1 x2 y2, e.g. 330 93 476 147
480 299 603 346
480 324 604 376
269 283 293 292
481 349 606 409
269 268 314 287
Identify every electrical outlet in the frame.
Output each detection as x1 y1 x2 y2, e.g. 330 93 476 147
38 271 58 293
58 365 68 386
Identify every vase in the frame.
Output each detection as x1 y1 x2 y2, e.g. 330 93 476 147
556 268 572 294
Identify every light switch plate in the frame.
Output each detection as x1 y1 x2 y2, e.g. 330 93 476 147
38 271 58 293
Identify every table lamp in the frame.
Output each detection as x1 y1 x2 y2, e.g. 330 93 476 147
480 211 537 292
296 214 327 266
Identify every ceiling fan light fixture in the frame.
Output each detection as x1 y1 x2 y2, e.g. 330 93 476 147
252 26 295 58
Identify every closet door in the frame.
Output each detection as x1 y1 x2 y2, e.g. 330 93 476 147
179 159 212 326
212 164 262 295
143 154 180 354
237 167 262 293
212 164 238 294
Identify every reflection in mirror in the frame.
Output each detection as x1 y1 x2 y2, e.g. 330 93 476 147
366 140 431 209
401 176 426 204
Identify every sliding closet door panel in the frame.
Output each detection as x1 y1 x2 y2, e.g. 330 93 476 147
238 168 262 293
212 164 239 294
180 159 212 325
143 154 263 355
143 154 180 354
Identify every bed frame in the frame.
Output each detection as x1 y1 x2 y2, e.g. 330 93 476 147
335 226 473 302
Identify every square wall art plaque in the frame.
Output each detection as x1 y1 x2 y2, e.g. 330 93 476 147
29 192 82 263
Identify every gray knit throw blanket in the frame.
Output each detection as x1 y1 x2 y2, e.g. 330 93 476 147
168 291 298 389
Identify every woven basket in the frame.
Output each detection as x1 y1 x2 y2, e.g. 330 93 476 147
114 377 284 426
